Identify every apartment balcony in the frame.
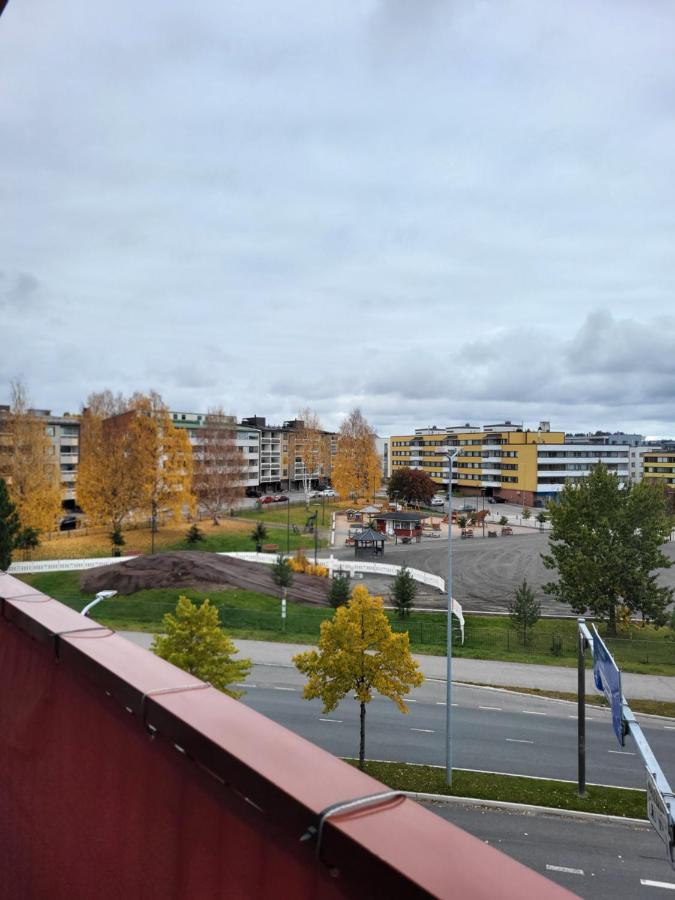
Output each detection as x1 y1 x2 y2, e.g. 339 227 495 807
481 479 502 487
60 454 79 465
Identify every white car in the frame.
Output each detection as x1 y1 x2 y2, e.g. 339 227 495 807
430 497 445 507
321 489 337 498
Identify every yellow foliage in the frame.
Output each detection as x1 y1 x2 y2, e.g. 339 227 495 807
331 409 381 501
2 382 62 533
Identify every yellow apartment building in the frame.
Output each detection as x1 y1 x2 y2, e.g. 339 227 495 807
642 451 675 491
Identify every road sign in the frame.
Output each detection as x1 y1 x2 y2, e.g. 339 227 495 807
647 773 675 865
591 625 625 746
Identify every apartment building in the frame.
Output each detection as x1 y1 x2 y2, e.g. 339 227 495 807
240 416 337 492
170 411 261 490
0 405 80 507
388 420 630 505
642 450 675 491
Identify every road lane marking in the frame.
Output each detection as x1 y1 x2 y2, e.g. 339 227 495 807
665 726 675 731
479 706 502 712
506 738 534 744
608 750 636 755
546 865 584 876
235 683 256 688
436 701 446 706
273 686 296 692
319 718 342 724
640 880 675 890
405 698 417 703
411 728 435 734
522 710 547 716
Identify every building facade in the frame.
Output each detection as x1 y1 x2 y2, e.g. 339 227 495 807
388 420 632 505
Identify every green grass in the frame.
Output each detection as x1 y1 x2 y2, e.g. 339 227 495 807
236 500 335 528
16 569 675 675
347 760 647 819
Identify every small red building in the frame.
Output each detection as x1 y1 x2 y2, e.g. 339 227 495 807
373 511 428 544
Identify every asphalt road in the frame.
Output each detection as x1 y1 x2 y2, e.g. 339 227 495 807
237 662 675 790
425 802 675 899
332 532 675 615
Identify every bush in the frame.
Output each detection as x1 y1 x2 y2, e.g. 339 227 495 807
185 524 205 545
250 522 268 552
499 516 508 526
328 571 351 608
110 526 125 557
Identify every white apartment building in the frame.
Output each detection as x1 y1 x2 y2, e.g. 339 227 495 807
170 411 261 489
535 444 630 496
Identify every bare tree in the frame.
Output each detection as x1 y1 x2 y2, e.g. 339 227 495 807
192 409 247 523
293 408 329 506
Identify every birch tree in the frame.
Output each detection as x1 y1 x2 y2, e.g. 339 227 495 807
331 408 380 501
294 586 423 769
2 381 62 533
192 409 246 523
293 408 329 506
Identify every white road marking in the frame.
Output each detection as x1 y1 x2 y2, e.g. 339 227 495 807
405 698 417 703
273 686 296 692
235 683 255 688
452 703 459 707
319 718 342 724
665 726 675 731
640 880 675 890
411 728 435 734
479 706 502 712
546 865 584 876
522 710 547 716
506 738 534 744
436 701 446 706
608 750 636 756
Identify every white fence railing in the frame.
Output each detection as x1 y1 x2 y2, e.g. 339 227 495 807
8 552 445 592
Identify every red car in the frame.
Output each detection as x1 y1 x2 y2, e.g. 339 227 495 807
261 496 275 504
274 495 289 503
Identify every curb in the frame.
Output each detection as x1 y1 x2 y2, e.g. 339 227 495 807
404 791 649 825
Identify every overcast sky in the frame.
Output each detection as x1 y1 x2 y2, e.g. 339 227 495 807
2 1 675 438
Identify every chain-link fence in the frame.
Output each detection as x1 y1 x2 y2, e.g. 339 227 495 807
217 606 675 667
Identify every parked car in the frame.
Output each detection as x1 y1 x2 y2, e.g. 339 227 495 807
459 503 476 512
260 496 275 504
430 497 445 507
487 497 496 504
321 489 337 498
59 515 78 531
245 487 262 498
273 495 289 503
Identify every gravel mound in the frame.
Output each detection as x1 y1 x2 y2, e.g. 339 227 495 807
79 551 330 605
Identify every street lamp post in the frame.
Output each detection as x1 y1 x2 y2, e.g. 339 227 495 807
445 448 460 786
286 497 290 555
81 590 118 618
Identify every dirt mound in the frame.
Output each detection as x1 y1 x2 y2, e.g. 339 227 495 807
80 551 330 605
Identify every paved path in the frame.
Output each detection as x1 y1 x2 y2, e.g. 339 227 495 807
119 633 675 701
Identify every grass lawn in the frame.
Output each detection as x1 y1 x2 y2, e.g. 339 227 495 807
17 517 325 561
346 760 646 819
15 570 675 676
235 500 336 529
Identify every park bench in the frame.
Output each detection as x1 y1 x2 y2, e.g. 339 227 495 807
461 528 474 539
487 529 498 538
501 527 513 536
262 543 279 552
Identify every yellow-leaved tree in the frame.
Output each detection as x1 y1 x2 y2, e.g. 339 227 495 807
3 381 62 533
294 585 423 769
77 393 146 539
130 392 195 540
331 408 380 502
192 408 247 523
152 596 252 697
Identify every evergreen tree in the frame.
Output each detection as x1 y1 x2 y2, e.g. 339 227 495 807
152 596 251 697
271 554 293 597
391 564 417 618
0 478 20 571
185 523 205 545
250 521 268 551
328 570 351 608
507 579 541 645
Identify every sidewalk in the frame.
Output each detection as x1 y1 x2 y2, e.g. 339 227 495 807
119 633 675 702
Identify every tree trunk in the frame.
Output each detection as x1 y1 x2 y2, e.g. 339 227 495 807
607 602 617 637
359 702 366 770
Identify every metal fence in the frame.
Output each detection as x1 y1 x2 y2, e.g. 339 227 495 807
216 606 675 666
